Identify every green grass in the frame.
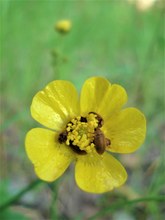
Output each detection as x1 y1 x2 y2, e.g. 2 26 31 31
1 0 164 219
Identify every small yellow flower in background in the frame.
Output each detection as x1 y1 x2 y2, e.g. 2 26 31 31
25 77 146 193
55 19 72 34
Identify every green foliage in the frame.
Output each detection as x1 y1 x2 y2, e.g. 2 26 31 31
0 209 29 220
1 0 164 219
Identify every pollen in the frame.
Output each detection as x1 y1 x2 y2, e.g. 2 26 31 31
65 113 99 154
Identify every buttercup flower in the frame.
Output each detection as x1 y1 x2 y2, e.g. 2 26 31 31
25 77 146 193
55 19 72 34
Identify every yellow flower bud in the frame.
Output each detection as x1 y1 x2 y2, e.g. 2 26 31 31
55 19 72 34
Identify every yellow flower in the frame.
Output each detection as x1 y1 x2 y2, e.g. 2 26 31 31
25 77 146 193
55 19 72 34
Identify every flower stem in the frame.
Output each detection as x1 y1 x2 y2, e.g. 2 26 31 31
0 179 42 212
49 181 59 219
88 195 165 220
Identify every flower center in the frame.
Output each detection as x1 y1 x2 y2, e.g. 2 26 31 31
58 112 110 155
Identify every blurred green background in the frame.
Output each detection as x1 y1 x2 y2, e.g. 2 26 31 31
1 0 165 219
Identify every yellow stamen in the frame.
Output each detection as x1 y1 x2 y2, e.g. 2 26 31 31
66 113 99 154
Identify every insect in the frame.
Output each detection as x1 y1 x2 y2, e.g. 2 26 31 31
93 128 111 155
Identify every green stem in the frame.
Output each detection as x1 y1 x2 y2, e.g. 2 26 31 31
89 196 165 220
0 179 42 212
49 181 59 220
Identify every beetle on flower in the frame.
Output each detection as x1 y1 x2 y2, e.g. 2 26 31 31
25 77 146 193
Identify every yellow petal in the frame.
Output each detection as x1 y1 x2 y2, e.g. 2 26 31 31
75 152 127 193
25 128 75 181
104 108 146 153
80 77 127 120
98 84 128 120
80 77 110 115
31 80 79 131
